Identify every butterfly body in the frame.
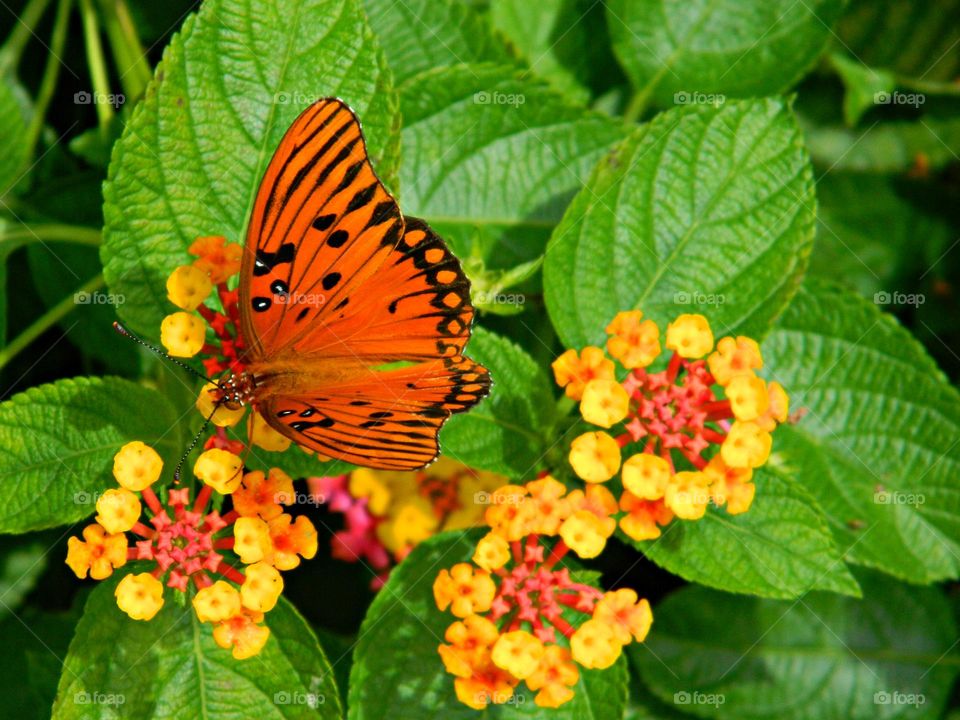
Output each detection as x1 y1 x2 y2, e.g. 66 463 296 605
217 98 489 470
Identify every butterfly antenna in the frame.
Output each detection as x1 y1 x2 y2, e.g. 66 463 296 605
173 403 220 483
113 321 221 387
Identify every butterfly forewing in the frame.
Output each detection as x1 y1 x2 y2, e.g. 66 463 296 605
239 99 490 470
240 99 403 358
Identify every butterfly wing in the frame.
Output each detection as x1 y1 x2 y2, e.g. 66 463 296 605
285 215 475 360
260 355 490 470
240 99 489 470
239 98 403 360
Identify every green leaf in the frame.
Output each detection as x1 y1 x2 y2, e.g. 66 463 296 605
626 666 690 720
762 279 960 583
0 377 181 533
837 0 960 87
810 173 951 298
799 110 960 173
0 217 32 343
348 530 629 719
544 98 814 348
631 571 959 719
102 0 400 336
829 52 896 127
53 575 343 719
625 467 859 599
466 251 542 316
245 439 356 480
313 628 354 708
607 0 846 108
489 0 622 103
26 244 140 375
399 63 626 270
440 327 555 478
361 0 511 87
0 535 49 616
0 75 29 196
0 608 77 720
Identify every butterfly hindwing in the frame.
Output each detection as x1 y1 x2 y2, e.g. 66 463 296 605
260 356 491 470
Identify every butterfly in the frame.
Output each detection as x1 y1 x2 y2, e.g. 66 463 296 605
215 98 490 470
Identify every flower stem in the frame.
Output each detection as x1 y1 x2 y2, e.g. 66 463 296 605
140 486 163 515
78 0 113 134
0 0 54 75
544 539 568 569
96 0 150 99
131 521 155 538
623 88 651 124
0 223 101 246
216 562 245 584
193 484 213 514
0 272 102 371
21 0 72 171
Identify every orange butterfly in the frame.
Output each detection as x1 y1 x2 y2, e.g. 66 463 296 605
212 98 490 470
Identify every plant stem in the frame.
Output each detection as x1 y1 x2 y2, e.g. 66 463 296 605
0 223 101 246
0 0 54 75
22 0 72 165
0 273 103 369
98 0 150 99
623 88 651 124
78 0 114 133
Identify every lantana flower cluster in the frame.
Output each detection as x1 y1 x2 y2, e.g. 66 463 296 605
160 235 243 374
65 441 317 659
161 236 276 435
308 458 506 588
433 476 652 709
553 311 788 541
160 237 340 461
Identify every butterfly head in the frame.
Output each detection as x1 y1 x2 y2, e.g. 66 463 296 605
215 371 258 411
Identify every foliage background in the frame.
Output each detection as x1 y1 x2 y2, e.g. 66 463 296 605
1 0 960 718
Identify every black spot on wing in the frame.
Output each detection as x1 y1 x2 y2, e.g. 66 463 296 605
254 244 296 277
328 230 349 248
312 214 336 231
290 417 335 431
322 272 341 290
